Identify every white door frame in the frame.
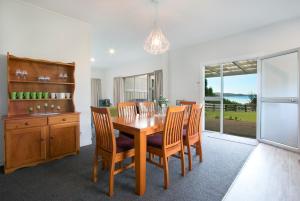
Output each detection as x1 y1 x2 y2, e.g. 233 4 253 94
257 47 300 152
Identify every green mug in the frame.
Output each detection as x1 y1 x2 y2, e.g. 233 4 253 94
24 92 30 99
11 92 17 100
37 92 43 99
43 92 49 99
17 92 24 99
30 92 37 99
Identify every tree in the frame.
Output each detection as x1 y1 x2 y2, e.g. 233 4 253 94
205 78 215 96
248 93 257 105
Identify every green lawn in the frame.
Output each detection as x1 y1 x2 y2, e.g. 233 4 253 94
205 110 256 123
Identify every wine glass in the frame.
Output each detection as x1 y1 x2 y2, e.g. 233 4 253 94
63 73 68 80
22 70 28 79
16 69 21 79
59 73 64 79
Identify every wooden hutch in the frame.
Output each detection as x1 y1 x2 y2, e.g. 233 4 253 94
3 53 80 174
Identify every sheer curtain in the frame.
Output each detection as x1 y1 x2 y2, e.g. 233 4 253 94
154 70 163 100
91 78 102 107
113 77 124 105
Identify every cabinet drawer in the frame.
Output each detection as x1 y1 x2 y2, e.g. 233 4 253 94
48 114 79 125
5 118 47 130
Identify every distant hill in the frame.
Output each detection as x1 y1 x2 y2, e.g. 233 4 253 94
215 93 252 96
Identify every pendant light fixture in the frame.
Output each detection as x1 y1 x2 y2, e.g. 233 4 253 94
144 0 170 55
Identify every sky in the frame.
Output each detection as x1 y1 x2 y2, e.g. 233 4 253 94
207 74 257 95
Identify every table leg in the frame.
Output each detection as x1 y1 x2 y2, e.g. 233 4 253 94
135 131 146 195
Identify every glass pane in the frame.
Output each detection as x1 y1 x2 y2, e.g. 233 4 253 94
262 52 298 97
205 101 220 132
261 102 298 148
205 65 221 97
124 77 135 101
134 75 148 101
148 74 155 101
223 72 257 138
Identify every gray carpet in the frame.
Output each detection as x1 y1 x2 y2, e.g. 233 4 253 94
0 135 254 201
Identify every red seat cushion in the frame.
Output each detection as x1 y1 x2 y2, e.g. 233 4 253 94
147 133 163 148
116 135 134 153
183 128 187 139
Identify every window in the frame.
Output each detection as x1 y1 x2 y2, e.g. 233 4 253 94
124 74 148 101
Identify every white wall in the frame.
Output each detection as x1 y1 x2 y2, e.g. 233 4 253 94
0 0 92 164
91 68 105 80
96 54 168 105
168 17 300 105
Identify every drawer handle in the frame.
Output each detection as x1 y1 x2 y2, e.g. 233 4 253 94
24 122 29 125
62 118 67 121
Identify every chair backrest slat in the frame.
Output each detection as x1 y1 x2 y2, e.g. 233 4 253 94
163 106 186 148
138 101 155 116
91 107 116 153
179 101 196 119
117 102 137 118
187 104 203 138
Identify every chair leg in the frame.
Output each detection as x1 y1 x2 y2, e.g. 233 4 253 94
108 158 115 197
92 150 99 183
102 160 106 170
197 141 203 162
195 145 199 155
163 155 169 189
180 144 186 176
187 145 192 171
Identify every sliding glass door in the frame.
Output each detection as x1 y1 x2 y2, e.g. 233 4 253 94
259 50 300 149
204 60 257 138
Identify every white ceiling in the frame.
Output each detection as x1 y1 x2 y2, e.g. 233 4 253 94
21 0 300 68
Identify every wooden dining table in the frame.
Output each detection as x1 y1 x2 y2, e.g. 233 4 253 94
112 114 166 196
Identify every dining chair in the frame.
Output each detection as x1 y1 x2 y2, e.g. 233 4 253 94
179 100 196 120
91 107 135 197
117 102 137 138
147 106 186 189
117 102 137 118
184 104 203 171
138 101 155 116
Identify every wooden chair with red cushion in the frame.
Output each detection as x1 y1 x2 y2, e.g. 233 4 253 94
91 107 135 197
179 100 197 121
117 102 137 138
117 102 137 118
183 104 203 171
146 106 186 189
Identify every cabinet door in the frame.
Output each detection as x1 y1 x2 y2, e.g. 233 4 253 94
49 122 79 158
5 127 47 169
